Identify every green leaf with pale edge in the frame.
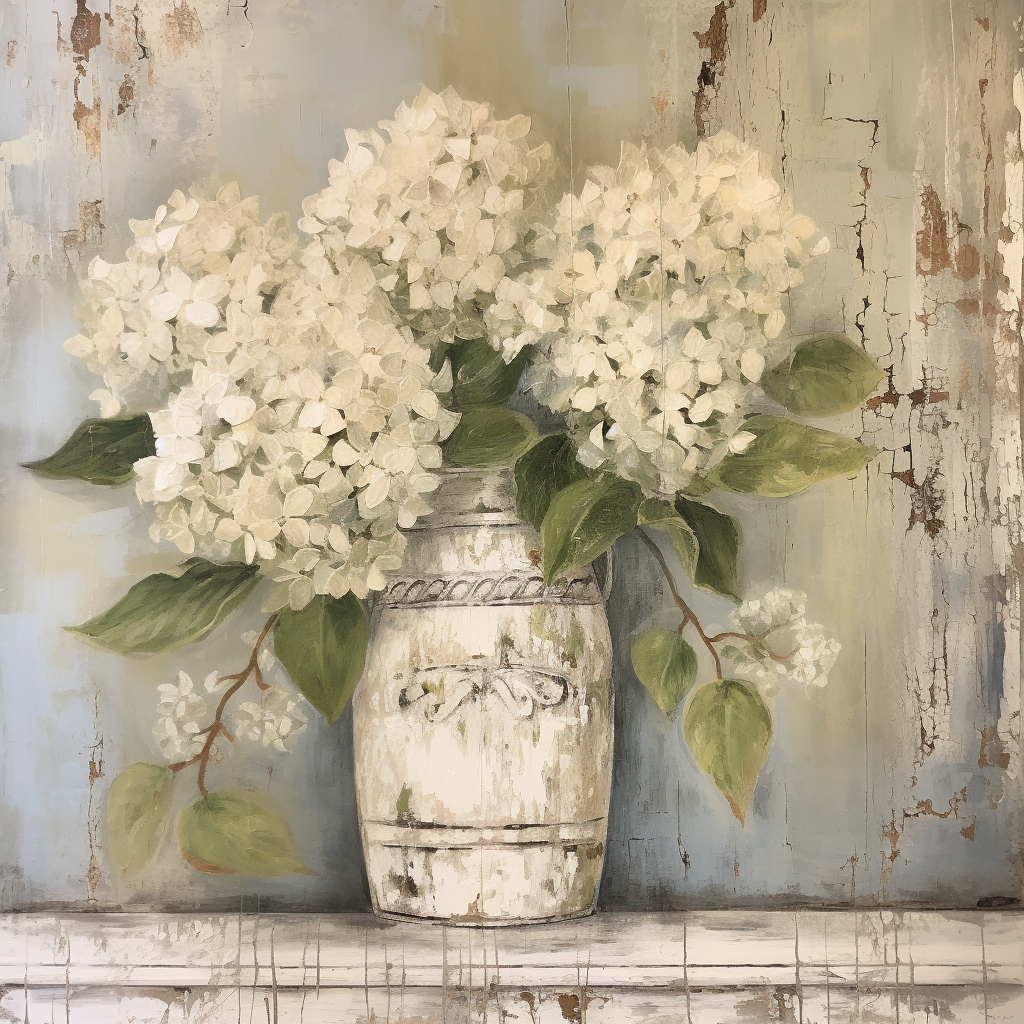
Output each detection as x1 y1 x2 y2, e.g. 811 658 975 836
631 629 699 715
106 763 174 877
273 594 368 725
682 678 773 825
707 415 878 497
541 475 643 585
176 788 313 876
515 434 595 530
674 496 741 600
70 558 260 654
761 334 885 417
638 498 698 580
449 338 534 409
443 407 539 467
22 415 155 485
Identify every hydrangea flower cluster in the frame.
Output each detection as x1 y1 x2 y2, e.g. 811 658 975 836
65 183 460 611
298 86 553 349
153 670 221 760
720 588 841 695
66 183 298 418
488 132 829 497
133 291 457 609
229 644 309 753
235 685 309 752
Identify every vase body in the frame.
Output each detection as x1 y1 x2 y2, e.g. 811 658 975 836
352 468 614 925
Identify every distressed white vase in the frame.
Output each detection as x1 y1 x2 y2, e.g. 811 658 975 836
353 467 614 925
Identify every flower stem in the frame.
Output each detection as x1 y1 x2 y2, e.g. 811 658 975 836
637 529 723 679
167 613 278 796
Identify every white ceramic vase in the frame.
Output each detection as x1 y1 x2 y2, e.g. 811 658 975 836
352 467 614 925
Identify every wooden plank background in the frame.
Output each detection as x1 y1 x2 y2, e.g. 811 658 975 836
0 0 1022 918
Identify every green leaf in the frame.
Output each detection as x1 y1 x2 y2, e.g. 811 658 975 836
681 475 716 499
707 415 878 498
541 475 643 585
273 594 368 725
674 496 742 600
106 763 174 877
22 415 155 485
70 558 260 655
761 334 885 417
514 434 594 530
176 788 313 876
449 338 534 409
631 629 699 715
638 498 699 581
682 678 773 825
443 406 539 467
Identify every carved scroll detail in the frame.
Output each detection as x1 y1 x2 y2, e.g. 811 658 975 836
399 665 569 721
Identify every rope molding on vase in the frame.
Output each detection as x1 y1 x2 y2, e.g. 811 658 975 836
381 571 603 608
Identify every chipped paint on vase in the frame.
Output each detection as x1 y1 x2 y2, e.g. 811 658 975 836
353 468 614 925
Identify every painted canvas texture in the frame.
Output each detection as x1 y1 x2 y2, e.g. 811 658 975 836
0 0 1021 917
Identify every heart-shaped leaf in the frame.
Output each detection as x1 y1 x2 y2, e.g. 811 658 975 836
273 593 368 725
70 558 261 655
176 788 313 876
682 678 773 825
631 629 699 715
761 334 885 417
443 407 539 466
541 475 643 584
22 415 155 485
707 416 878 497
106 763 175 877
515 434 595 530
449 338 534 409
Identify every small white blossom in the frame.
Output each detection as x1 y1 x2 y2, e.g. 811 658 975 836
234 686 309 752
720 588 841 695
153 671 208 759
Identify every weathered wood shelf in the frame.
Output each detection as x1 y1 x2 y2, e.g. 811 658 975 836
0 910 1021 1021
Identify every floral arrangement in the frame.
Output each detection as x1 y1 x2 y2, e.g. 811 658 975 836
27 87 882 877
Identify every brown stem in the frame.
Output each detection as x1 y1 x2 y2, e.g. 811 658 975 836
168 613 278 796
706 629 758 644
638 530 723 679
708 626 797 663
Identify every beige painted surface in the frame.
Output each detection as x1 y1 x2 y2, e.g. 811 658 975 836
0 0 1022 913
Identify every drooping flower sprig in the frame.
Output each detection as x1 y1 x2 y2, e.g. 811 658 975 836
27 86 884 879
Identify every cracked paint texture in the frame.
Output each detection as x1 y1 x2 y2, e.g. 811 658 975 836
0 0 1022 915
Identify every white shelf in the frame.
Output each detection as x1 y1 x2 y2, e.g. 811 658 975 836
0 910 1021 1021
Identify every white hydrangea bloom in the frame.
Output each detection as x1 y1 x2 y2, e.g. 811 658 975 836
65 184 299 417
494 132 827 496
132 237 458 608
234 686 309 752
720 587 841 695
153 670 209 760
298 86 552 348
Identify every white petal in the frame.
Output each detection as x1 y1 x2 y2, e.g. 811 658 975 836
362 473 391 509
217 396 257 425
149 291 183 322
332 438 361 466
740 349 766 382
184 300 220 327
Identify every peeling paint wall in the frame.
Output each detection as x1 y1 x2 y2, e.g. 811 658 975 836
0 0 1021 911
